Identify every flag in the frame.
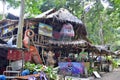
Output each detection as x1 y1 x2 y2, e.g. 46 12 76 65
100 0 113 10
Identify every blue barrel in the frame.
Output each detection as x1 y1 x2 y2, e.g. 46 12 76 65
0 75 6 80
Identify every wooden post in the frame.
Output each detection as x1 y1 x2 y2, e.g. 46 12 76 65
17 0 25 48
21 50 24 71
100 52 102 71
41 47 45 64
88 50 92 68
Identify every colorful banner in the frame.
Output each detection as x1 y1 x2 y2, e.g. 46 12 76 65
38 23 53 37
58 62 84 74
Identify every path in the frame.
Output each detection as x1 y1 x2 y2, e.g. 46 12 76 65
93 68 120 80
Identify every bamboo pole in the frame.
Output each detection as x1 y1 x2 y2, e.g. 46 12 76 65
17 0 25 48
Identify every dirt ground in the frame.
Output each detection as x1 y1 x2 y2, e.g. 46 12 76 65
93 68 120 80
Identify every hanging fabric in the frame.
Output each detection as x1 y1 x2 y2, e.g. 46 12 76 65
7 36 14 46
60 23 75 37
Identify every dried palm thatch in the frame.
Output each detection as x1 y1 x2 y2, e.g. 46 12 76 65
89 45 115 55
0 19 18 29
48 39 89 48
46 8 83 24
35 8 55 18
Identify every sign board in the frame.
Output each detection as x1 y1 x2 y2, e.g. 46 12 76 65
58 62 84 75
38 23 53 37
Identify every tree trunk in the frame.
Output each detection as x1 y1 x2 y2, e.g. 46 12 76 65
99 21 104 45
17 0 25 48
2 0 6 19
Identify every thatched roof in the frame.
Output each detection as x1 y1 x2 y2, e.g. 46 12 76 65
35 8 83 24
35 8 55 18
6 13 19 20
45 39 92 52
0 19 16 24
49 40 87 45
0 19 18 29
46 8 83 24
90 45 115 55
30 8 87 40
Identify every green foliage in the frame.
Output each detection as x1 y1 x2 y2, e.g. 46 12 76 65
67 78 72 80
7 0 43 17
7 0 21 9
24 62 57 80
24 62 36 72
112 60 118 68
25 0 43 17
88 67 94 75
0 14 2 20
84 0 120 49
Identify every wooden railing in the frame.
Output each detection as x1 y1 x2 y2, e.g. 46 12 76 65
32 34 51 46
